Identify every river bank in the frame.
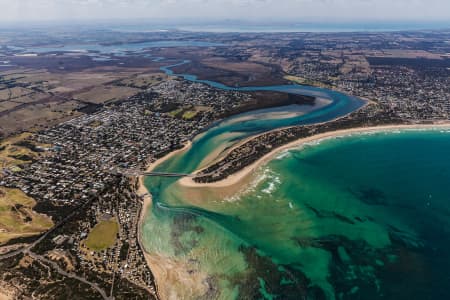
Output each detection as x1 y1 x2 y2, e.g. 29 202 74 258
179 122 450 189
136 142 197 300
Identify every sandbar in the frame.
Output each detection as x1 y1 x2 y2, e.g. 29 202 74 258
179 123 450 189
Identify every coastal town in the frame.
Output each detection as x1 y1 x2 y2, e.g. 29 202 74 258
0 69 317 298
0 27 449 299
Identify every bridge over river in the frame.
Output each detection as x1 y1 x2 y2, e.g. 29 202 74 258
112 169 196 178
143 171 194 178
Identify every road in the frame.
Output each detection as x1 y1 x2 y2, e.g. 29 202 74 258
0 196 112 300
27 251 112 300
0 200 91 261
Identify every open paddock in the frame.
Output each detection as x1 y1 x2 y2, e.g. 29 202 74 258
72 85 140 104
115 72 168 89
0 100 81 135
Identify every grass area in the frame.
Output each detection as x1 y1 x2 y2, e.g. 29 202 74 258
0 187 54 244
0 132 50 172
84 219 119 252
182 110 198 120
284 75 332 89
169 105 211 120
168 108 183 117
1 133 36 170
88 120 103 128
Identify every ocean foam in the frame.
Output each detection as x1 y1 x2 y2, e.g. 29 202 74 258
223 167 281 202
275 150 292 160
260 170 281 195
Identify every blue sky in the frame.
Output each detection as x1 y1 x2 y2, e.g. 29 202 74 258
1 0 449 23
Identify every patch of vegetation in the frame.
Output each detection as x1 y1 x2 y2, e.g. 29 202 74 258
13 140 47 152
169 105 211 120
0 133 49 172
84 219 119 251
284 75 332 88
0 187 54 244
168 108 183 118
182 110 198 120
88 120 103 128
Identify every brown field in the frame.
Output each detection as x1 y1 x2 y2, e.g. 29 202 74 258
14 71 123 93
369 49 444 60
172 59 286 87
0 65 160 136
0 92 50 114
0 68 44 78
147 47 287 86
5 68 145 94
0 87 33 101
116 72 168 88
0 100 81 136
10 93 49 103
0 101 22 113
202 57 272 74
72 85 139 104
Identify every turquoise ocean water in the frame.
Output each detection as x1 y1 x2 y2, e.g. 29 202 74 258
143 125 450 299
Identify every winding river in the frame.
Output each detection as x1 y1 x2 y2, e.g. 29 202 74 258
142 61 368 299
141 60 450 300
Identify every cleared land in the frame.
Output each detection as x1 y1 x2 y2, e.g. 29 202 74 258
84 218 119 251
0 87 33 101
116 72 168 89
72 85 139 104
0 187 54 244
0 66 158 136
0 100 81 136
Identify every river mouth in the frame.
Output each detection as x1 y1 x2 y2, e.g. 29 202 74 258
142 127 450 299
141 61 370 299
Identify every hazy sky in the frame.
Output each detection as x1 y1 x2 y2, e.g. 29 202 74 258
1 0 449 23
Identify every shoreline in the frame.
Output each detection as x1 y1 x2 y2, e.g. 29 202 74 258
136 141 192 300
136 121 450 299
179 122 450 189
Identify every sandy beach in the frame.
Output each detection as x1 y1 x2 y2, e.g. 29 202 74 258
137 141 192 226
179 123 450 189
136 141 231 299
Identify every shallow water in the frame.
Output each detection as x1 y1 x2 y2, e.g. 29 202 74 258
143 129 450 299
